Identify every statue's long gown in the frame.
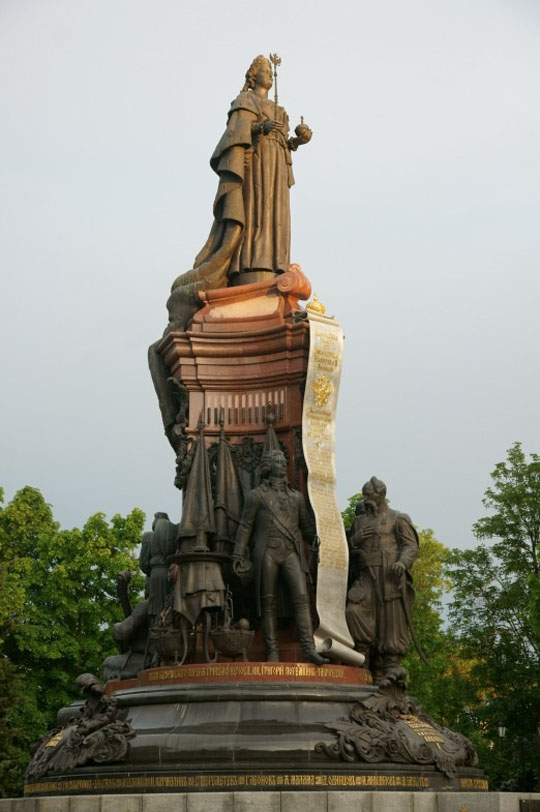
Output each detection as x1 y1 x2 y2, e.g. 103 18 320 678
167 91 294 327
151 92 294 441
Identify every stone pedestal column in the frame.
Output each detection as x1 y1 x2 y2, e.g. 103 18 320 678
157 266 312 495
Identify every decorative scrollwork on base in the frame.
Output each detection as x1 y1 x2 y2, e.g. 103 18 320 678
26 674 135 781
316 673 478 779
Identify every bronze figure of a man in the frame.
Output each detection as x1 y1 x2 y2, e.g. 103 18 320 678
346 476 419 682
233 450 327 665
139 512 177 621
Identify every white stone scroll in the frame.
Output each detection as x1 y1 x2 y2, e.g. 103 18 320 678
302 311 365 668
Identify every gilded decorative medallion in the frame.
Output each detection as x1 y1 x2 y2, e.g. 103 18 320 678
44 731 64 749
312 373 333 407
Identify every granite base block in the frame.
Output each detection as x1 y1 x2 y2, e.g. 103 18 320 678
65 797 101 812
2 793 540 812
281 791 327 812
12 800 36 812
409 793 439 812
437 792 539 811
101 796 142 812
186 793 233 812
142 794 187 812
371 790 415 811
234 792 281 812
34 799 70 812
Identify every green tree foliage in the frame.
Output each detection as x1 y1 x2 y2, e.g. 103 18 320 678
0 486 145 797
527 573 540 639
341 492 363 532
402 529 452 714
0 656 26 796
447 443 540 791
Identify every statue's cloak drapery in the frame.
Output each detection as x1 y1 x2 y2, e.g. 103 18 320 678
200 91 294 277
139 520 177 618
167 91 294 329
346 510 419 659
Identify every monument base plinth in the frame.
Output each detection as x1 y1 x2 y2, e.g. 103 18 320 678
24 664 487 799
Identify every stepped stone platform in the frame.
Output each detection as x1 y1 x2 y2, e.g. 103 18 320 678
3 789 540 811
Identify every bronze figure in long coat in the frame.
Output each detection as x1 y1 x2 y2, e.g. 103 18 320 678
139 513 177 620
233 450 326 665
346 477 419 682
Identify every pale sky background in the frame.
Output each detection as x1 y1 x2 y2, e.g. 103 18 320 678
1 0 539 551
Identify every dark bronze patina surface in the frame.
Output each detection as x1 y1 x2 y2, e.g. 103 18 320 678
166 54 312 332
25 670 487 796
346 477 428 683
233 449 326 666
26 675 134 783
23 56 489 798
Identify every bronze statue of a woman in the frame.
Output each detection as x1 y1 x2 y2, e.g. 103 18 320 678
150 56 311 443
167 55 311 329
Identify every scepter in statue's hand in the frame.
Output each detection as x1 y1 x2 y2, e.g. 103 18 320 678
269 52 281 118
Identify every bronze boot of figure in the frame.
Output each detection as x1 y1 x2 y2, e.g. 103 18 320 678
353 644 371 671
261 595 280 662
371 651 385 685
294 596 329 666
381 655 407 685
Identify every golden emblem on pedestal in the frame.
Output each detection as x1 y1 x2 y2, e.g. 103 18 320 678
44 731 64 749
306 294 326 315
312 373 333 407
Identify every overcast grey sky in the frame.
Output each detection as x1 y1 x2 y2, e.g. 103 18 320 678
1 0 539 550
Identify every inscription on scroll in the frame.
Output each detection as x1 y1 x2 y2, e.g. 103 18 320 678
302 311 363 667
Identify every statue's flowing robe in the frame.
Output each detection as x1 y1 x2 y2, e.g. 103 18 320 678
197 91 294 278
155 92 295 436
346 509 419 660
139 520 177 618
167 91 294 329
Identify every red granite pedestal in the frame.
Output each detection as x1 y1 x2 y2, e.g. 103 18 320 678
157 265 312 493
